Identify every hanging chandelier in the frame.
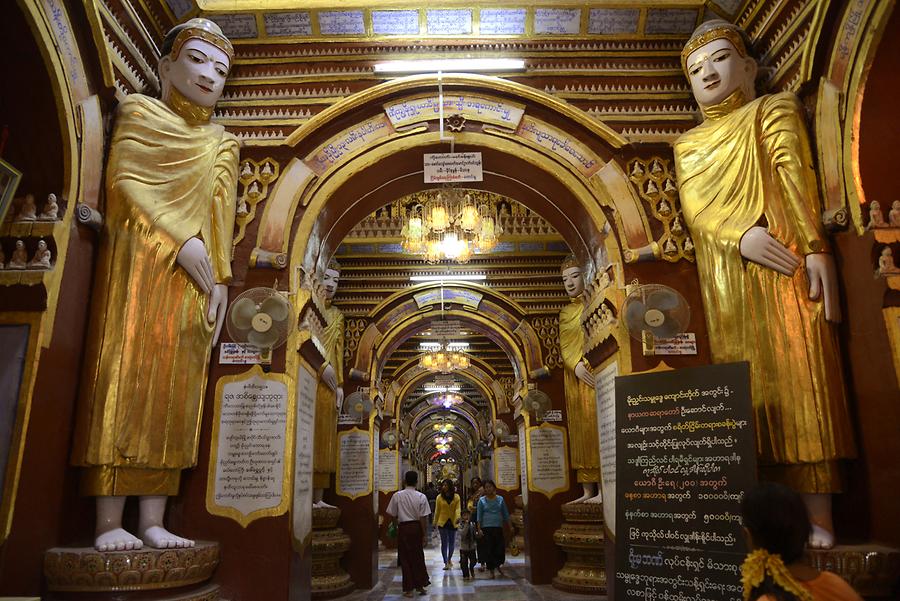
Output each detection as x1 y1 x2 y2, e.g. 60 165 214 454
435 393 463 408
419 344 470 373
401 186 502 263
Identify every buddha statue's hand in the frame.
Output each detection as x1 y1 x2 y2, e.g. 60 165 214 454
322 363 338 392
806 253 842 323
335 386 344 411
176 237 214 294
208 284 228 344
739 226 801 276
575 361 595 387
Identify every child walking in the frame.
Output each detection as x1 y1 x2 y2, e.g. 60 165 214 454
457 509 478 579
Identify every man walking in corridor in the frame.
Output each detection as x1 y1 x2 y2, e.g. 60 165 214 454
387 471 431 597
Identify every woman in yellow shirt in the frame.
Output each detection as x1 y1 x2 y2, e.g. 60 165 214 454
433 479 461 570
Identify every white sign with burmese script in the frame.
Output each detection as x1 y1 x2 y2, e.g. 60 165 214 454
423 152 483 183
208 367 290 526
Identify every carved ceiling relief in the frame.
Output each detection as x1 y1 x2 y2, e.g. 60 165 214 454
233 157 281 248
530 316 564 371
627 157 695 263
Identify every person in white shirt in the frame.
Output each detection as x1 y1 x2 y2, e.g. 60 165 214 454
386 471 431 597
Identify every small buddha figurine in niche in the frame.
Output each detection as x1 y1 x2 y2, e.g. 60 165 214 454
658 199 672 216
39 193 59 221
868 200 887 228
8 240 27 269
877 247 900 276
663 237 678 255
313 259 345 509
674 20 855 548
28 239 51 269
70 19 238 552
889 200 900 227
559 256 602 504
240 161 252 178
17 194 37 221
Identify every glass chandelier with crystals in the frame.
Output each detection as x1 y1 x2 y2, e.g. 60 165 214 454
433 393 463 408
419 345 470 373
401 187 502 263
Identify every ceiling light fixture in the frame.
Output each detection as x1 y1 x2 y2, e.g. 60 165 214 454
402 187 503 264
423 385 461 393
419 346 470 373
374 58 526 74
410 273 486 282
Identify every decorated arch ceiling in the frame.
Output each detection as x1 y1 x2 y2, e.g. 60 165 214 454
100 0 820 148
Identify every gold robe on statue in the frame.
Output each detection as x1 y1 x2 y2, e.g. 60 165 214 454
559 299 600 483
673 92 855 493
72 94 238 496
313 302 344 489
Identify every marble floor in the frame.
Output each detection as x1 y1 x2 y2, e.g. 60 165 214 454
334 532 601 601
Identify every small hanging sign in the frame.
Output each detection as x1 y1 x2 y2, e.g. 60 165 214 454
649 332 698 355
218 342 261 364
423 152 483 183
537 409 562 422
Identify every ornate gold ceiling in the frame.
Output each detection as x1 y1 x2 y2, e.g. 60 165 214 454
96 0 818 147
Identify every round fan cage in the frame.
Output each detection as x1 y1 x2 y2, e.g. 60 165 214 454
523 389 551 415
226 287 292 351
622 283 690 341
344 389 373 419
381 429 398 447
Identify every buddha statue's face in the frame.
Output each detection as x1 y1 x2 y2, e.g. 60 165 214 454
686 38 756 107
160 38 230 107
561 266 585 298
323 268 340 300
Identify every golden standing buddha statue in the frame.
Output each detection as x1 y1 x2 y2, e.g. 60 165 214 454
673 20 855 548
70 19 238 551
558 257 602 504
313 259 345 508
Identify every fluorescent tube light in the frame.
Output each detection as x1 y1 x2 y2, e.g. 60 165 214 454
374 58 526 74
410 274 487 282
447 342 470 349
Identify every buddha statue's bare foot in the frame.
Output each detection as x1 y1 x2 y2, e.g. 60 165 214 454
584 491 603 504
141 525 195 549
313 499 336 509
566 492 592 504
96 527 143 552
566 482 597 504
809 524 835 549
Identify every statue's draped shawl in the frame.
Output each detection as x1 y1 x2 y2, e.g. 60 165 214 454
559 299 600 477
73 94 238 472
313 304 344 478
674 93 854 471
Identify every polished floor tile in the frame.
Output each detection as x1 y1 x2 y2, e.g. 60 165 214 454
333 531 603 601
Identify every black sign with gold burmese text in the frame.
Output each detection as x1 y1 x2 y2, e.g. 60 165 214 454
615 362 755 601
